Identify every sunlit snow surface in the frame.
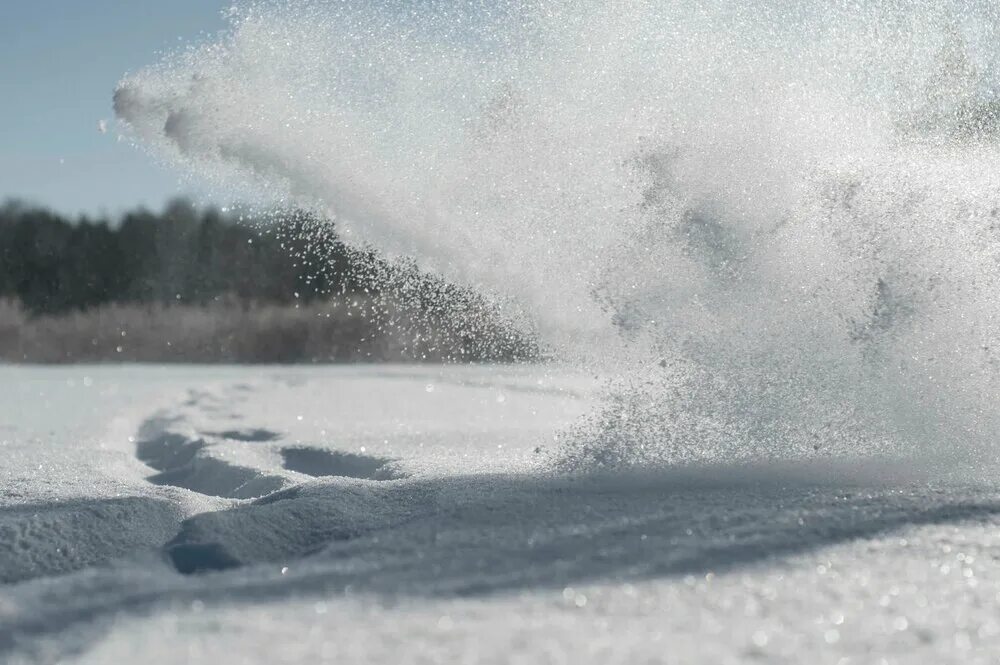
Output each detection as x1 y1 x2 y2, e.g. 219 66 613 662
3 365 1000 664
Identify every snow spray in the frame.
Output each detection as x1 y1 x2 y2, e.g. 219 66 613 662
116 0 1000 469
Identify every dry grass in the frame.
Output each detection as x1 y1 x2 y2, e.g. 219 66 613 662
0 298 533 364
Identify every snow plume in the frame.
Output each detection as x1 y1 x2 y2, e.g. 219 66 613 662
117 0 1000 468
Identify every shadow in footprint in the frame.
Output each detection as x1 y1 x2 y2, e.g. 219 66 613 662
168 542 243 575
207 428 281 443
136 416 288 500
137 433 205 471
281 447 405 480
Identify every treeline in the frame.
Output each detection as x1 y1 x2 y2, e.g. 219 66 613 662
0 199 537 363
0 199 364 314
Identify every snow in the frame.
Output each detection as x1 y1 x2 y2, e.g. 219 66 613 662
3 364 1000 664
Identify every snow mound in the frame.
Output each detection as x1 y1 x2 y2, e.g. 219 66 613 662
0 497 182 584
166 478 422 574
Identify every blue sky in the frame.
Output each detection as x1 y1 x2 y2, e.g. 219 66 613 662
0 0 229 218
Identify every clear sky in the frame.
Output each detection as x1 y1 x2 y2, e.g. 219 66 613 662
0 0 229 218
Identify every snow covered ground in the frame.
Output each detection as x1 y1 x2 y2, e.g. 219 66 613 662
3 364 1000 664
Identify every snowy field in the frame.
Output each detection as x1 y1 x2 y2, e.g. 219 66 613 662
2 364 1000 664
